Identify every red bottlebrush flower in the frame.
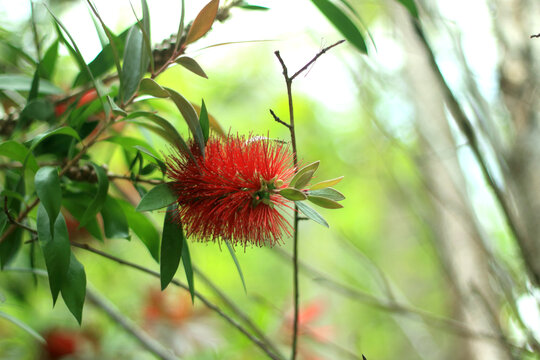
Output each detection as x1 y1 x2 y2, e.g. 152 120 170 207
166 135 296 246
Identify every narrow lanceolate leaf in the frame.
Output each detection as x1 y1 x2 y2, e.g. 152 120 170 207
279 187 307 201
107 96 126 116
225 241 246 293
160 205 184 290
310 0 367 53
0 74 61 94
199 99 209 143
118 199 160 262
60 252 86 324
79 163 109 227
40 40 59 79
294 170 315 189
121 25 146 103
307 195 343 209
192 102 225 137
0 311 45 344
289 161 319 188
136 183 176 212
181 235 194 303
165 87 205 156
101 196 130 239
140 0 153 73
139 78 169 98
176 56 208 78
37 205 71 304
308 187 345 201
175 0 185 50
296 201 329 228
310 176 344 190
185 0 220 45
396 0 419 19
133 145 167 174
34 167 62 232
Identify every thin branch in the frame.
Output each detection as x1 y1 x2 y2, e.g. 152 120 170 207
86 287 178 360
290 40 345 81
3 196 37 235
269 109 291 129
193 266 285 360
274 40 344 360
70 242 282 360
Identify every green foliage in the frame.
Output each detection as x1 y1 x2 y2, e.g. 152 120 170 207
160 205 184 290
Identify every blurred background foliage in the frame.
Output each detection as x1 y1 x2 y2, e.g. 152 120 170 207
0 0 539 359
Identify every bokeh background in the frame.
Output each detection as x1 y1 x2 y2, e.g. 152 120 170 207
1 0 540 359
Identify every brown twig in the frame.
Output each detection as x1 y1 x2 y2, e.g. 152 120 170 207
70 242 282 360
269 109 291 129
273 39 344 360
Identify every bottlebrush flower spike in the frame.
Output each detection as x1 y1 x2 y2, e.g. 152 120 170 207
166 135 296 247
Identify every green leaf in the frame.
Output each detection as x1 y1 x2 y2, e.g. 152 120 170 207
140 0 153 73
0 74 62 94
28 67 40 102
0 141 38 173
308 187 345 201
47 6 109 116
307 195 343 209
73 27 129 87
136 183 176 212
279 187 307 201
160 205 184 290
0 228 22 269
126 111 195 163
28 126 81 155
239 4 270 10
107 96 126 116
289 161 319 188
165 87 205 156
121 25 146 103
79 163 109 227
296 201 329 228
118 199 159 261
175 56 208 79
105 136 161 160
310 176 344 190
85 1 123 85
0 311 46 344
225 241 246 293
199 99 209 144
101 196 130 239
294 170 315 189
139 78 169 98
185 0 219 45
175 0 186 50
396 0 419 19
133 145 167 174
60 252 86 324
310 0 367 53
21 98 55 121
34 167 62 233
37 205 71 304
181 234 194 303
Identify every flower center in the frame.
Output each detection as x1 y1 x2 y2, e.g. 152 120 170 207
251 178 283 208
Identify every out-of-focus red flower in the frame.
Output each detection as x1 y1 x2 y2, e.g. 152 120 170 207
166 135 296 246
280 299 334 360
54 89 98 117
41 329 97 360
142 288 222 356
43 330 77 359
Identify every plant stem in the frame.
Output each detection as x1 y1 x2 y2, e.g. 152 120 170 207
274 40 344 360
